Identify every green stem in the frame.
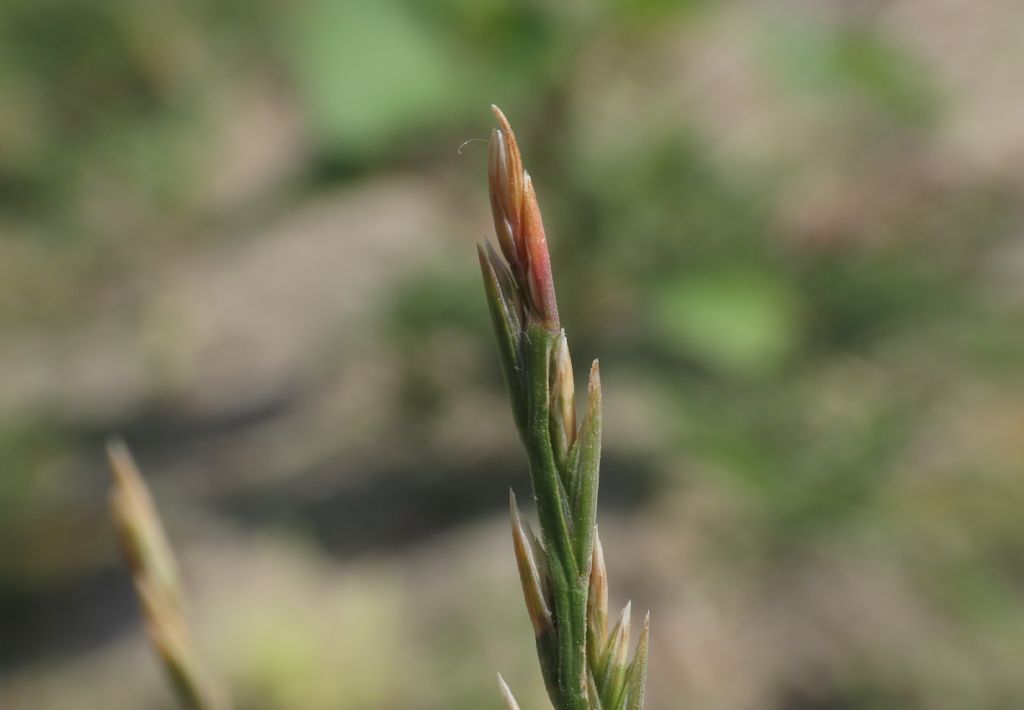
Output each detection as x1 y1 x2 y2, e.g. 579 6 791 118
524 323 589 710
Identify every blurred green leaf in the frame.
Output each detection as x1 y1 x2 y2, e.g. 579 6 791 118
0 420 69 522
763 19 939 124
653 267 802 378
289 0 474 157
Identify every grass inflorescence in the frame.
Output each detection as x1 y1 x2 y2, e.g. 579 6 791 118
479 105 650 710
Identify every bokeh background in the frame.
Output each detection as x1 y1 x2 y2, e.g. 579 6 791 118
3 1 1024 708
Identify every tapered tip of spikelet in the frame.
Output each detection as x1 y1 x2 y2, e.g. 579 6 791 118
489 105 524 265
487 105 559 330
497 673 522 710
106 436 132 484
631 610 649 667
107 437 151 520
588 525 609 637
509 490 554 638
107 437 181 607
618 600 633 649
549 331 576 464
106 439 232 710
605 600 632 672
592 599 635 707
624 612 651 710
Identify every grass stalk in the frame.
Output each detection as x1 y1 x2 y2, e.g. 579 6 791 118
479 105 650 710
106 439 231 710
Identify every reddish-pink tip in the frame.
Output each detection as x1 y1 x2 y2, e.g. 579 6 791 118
521 174 558 328
487 106 560 330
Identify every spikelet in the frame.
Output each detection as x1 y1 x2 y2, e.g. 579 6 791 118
481 106 651 709
107 439 230 710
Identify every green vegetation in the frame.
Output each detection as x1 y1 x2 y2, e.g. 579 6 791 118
2 1 1024 708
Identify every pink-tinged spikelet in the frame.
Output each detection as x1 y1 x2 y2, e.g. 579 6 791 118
488 105 560 330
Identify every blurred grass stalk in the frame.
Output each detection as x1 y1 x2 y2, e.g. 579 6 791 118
107 440 231 710
480 106 649 710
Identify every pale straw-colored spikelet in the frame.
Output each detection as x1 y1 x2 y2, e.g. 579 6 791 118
497 673 524 710
107 439 230 710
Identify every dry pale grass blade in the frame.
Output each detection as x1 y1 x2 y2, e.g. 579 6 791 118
109 439 181 609
497 674 523 710
107 439 231 710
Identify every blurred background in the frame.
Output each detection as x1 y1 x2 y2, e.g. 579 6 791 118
2 0 1024 708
